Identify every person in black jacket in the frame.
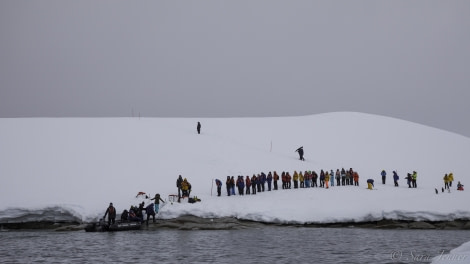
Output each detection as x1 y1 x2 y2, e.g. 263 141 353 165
197 122 201 134
176 175 183 202
103 203 116 225
295 146 305 161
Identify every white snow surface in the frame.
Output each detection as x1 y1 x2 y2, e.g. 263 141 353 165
0 112 469 224
431 240 470 264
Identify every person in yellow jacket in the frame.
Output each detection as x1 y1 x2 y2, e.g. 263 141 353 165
293 171 299 189
448 173 454 187
325 172 330 189
181 178 191 197
299 171 305 188
443 174 449 190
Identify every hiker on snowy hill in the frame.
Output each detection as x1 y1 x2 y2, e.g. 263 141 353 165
237 176 245 195
305 171 311 188
393 171 399 187
245 176 251 195
181 178 191 197
293 171 299 189
215 179 222 196
230 176 236 195
286 172 292 189
353 171 359 186
176 175 183 202
295 146 305 161
448 173 454 187
444 174 450 190
367 179 374 190
324 171 330 189
335 169 341 186
381 170 386 185
312 171 318 187
226 176 231 196
330 170 335 187
260 172 266 192
412 171 417 188
405 173 412 188
341 168 346 186
251 175 258 194
281 172 286 189
267 172 273 191
103 202 116 225
197 122 201 134
273 171 279 190
320 170 325 188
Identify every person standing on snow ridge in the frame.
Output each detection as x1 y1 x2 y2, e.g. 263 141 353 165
330 170 335 187
293 171 299 189
405 173 412 188
260 172 266 192
215 179 222 196
197 122 201 134
251 174 258 194
341 168 346 186
230 176 236 195
176 175 183 202
295 146 305 161
393 171 399 187
353 171 359 186
381 170 387 184
335 169 341 186
273 171 279 190
443 174 450 190
245 176 251 195
448 172 454 187
412 171 417 188
226 176 231 196
267 172 273 191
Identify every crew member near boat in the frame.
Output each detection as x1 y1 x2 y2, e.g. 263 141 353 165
103 202 116 225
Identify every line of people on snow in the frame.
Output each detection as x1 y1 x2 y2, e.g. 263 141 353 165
214 168 363 196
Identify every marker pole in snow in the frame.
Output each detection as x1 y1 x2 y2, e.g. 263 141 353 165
211 179 213 196
270 140 272 152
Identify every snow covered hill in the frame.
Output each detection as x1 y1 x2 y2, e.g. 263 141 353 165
1 112 469 224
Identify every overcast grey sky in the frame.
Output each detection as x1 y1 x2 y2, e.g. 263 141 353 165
1 1 469 137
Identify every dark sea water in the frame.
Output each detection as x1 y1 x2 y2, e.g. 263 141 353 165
0 227 468 264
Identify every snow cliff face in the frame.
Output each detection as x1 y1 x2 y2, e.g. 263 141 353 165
0 112 469 223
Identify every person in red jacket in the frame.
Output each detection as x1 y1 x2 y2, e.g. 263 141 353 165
245 176 251 195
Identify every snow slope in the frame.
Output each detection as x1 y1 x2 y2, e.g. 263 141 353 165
0 112 469 224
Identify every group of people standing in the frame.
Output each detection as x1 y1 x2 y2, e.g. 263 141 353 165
214 168 362 197
104 193 165 226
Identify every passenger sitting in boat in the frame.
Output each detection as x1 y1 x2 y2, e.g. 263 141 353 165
136 202 145 219
120 209 128 221
128 208 142 223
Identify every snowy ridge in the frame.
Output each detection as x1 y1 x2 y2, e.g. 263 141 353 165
0 206 82 223
0 112 469 224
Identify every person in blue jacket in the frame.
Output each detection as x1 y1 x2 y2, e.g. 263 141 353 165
260 172 266 192
393 171 399 187
267 172 273 191
215 179 222 196
236 176 245 195
381 170 387 184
